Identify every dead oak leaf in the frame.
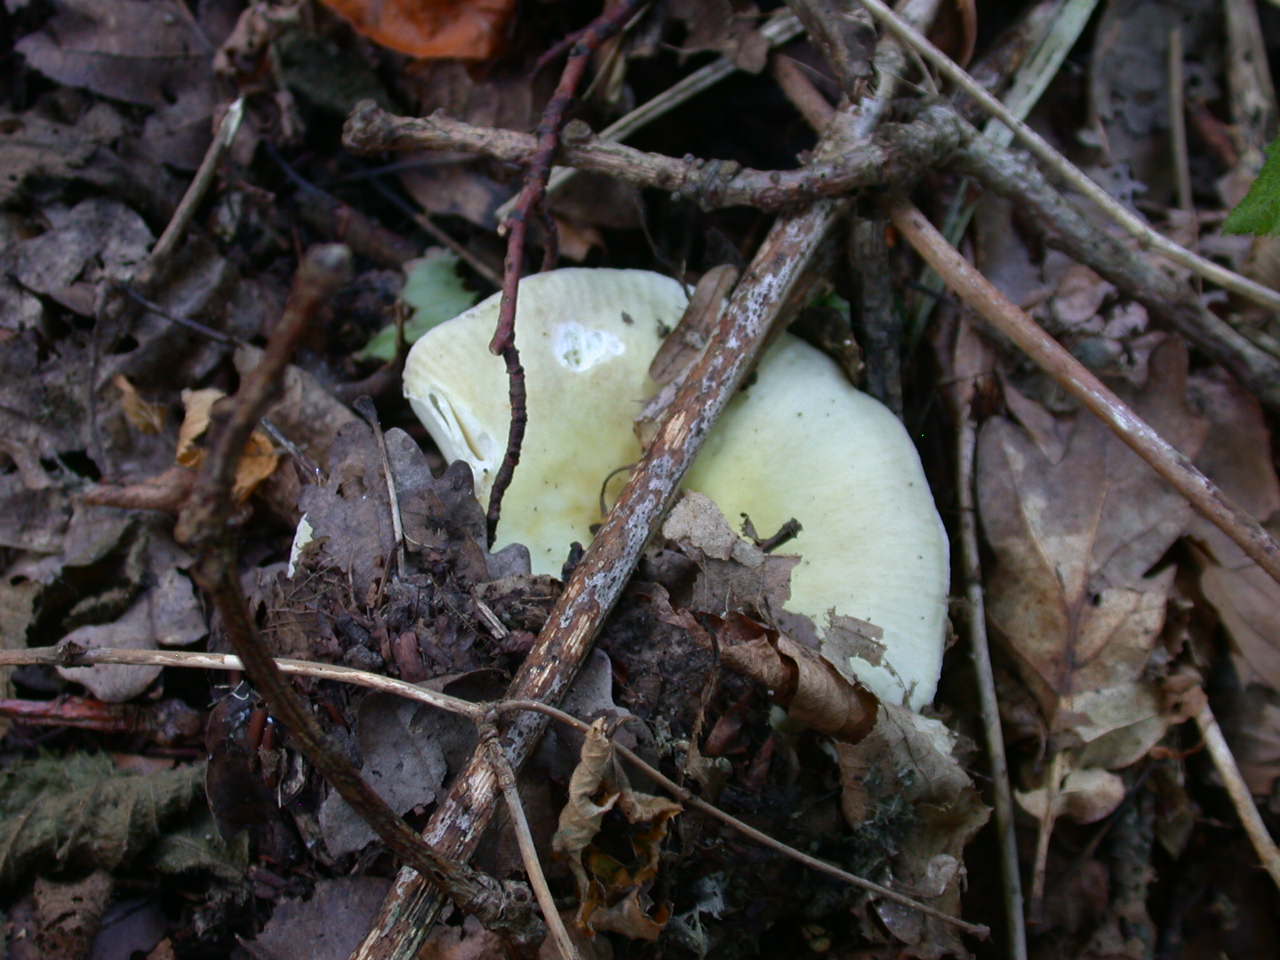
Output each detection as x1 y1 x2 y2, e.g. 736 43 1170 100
661 491 798 621
977 338 1206 742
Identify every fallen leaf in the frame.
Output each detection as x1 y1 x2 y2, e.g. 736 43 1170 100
114 375 166 435
360 250 479 362
15 0 238 170
836 705 988 957
977 338 1206 748
33 870 112 958
176 387 280 503
245 876 392 960
714 612 878 743
318 0 515 60
661 492 799 622
1017 763 1126 825
318 694 448 857
552 719 681 940
16 0 218 109
57 568 206 701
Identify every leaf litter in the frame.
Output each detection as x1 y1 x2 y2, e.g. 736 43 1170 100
2 0 1280 956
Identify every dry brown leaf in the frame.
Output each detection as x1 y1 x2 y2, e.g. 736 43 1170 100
176 387 279 502
977 338 1206 749
113 375 166 435
661 492 799 621
1016 763 1126 825
1186 367 1280 689
318 694 448 857
836 705 988 957
319 0 514 60
57 568 206 702
716 613 878 743
552 719 681 940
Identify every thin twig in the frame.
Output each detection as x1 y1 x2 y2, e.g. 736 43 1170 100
857 0 1280 312
957 398 1027 959
0 642 985 938
0 646 484 722
144 97 244 278
1195 702 1280 893
495 11 806 221
485 729 583 960
485 0 645 544
887 198 1280 588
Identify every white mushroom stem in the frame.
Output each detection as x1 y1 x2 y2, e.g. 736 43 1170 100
403 268 949 710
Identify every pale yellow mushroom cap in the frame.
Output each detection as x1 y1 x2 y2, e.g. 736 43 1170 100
403 269 686 570
403 268 949 709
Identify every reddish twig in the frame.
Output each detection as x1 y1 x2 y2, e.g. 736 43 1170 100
0 696 203 746
485 0 645 545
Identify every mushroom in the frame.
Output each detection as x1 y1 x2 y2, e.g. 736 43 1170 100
403 268 949 710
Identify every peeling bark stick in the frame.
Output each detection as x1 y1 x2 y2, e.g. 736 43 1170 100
486 0 645 545
888 199 1280 588
354 199 846 960
173 245 543 946
342 99 962 212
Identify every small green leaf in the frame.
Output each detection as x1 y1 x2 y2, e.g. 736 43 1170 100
1224 136 1280 236
359 251 480 362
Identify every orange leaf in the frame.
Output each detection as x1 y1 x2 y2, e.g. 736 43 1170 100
318 0 515 60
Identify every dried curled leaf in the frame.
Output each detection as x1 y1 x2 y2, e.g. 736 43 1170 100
552 720 681 940
714 612 878 743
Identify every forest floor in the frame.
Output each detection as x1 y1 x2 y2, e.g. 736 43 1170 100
2 1 1280 958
